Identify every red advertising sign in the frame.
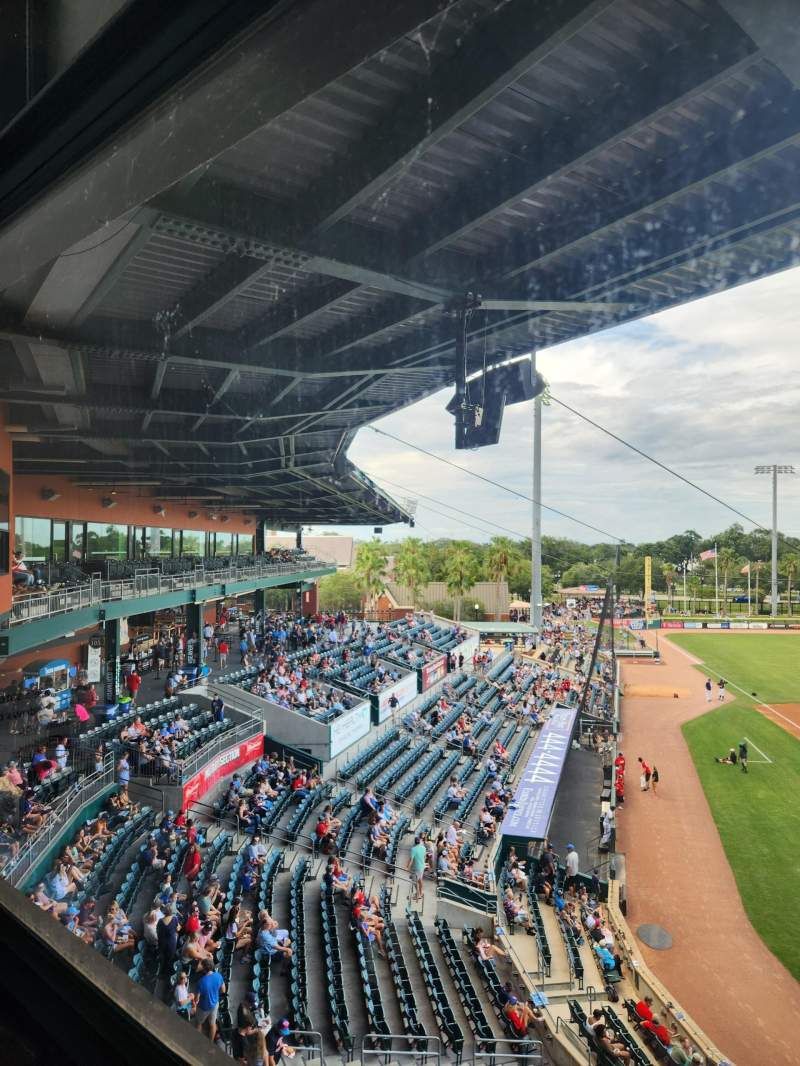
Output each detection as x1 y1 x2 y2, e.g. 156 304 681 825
420 654 448 691
661 620 685 629
182 734 264 808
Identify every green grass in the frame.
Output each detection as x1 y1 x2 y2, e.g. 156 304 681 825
667 632 800 703
682 701 800 979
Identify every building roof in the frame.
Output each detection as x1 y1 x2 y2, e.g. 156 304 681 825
1 1 798 526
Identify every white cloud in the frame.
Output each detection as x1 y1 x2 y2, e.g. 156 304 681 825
319 266 800 545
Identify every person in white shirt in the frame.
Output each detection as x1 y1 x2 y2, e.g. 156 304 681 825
565 844 580 890
54 737 69 771
445 820 464 847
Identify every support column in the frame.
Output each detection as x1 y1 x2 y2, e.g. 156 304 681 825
255 519 266 555
295 525 303 550
530 352 543 634
253 588 266 634
185 601 203 668
103 617 120 705
304 582 319 617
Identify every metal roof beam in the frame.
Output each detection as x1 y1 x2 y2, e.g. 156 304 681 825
278 0 617 238
171 255 264 338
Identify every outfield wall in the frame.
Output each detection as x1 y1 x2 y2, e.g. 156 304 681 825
619 618 800 630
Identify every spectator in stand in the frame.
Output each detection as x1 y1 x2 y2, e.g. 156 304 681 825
211 695 225 723
195 959 226 1044
635 996 654 1023
564 842 580 891
156 903 180 972
174 971 198 1019
126 668 142 704
218 639 229 669
642 1015 672 1048
183 842 202 886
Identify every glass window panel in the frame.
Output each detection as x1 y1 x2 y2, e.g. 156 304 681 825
14 516 52 562
145 527 173 556
0 471 8 574
238 534 254 555
85 523 128 559
181 530 204 555
51 522 67 563
215 532 232 556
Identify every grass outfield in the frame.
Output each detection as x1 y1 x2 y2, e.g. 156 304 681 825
667 632 800 703
682 701 800 979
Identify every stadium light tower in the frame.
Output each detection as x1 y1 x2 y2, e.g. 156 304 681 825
530 352 543 633
754 465 795 617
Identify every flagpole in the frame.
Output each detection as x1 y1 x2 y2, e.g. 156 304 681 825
747 563 751 617
714 543 719 616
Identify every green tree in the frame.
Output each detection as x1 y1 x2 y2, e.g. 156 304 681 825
317 571 363 612
717 547 740 613
662 563 678 608
354 539 388 613
486 536 515 606
444 547 479 621
394 537 430 607
780 553 800 615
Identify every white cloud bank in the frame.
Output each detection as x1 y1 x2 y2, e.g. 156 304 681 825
322 266 800 544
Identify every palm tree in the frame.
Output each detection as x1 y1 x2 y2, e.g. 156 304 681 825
486 536 515 614
662 564 678 609
780 553 800 615
717 547 739 613
445 547 479 622
394 537 430 607
354 539 388 615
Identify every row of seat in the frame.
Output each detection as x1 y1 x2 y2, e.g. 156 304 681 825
339 724 401 784
525 886 552 977
435 918 495 1050
320 878 353 1052
288 857 312 1034
384 813 411 871
465 926 539 1052
74 807 155 903
414 749 461 815
252 849 283 1019
406 908 464 1059
352 903 391 1048
79 696 184 745
373 739 427 795
284 783 331 844
453 766 491 824
432 756 477 820
394 747 445 804
377 885 425 1042
354 735 411 790
568 999 647 1066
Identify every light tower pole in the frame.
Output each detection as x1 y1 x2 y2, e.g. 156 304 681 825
755 465 795 617
530 352 543 634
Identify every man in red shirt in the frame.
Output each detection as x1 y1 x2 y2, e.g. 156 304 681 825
126 668 142 704
218 640 229 668
642 1015 671 1047
638 756 651 791
634 996 654 1023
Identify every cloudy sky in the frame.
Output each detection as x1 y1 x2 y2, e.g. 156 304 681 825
313 266 800 545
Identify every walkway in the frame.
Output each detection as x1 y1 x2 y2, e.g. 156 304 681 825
618 634 800 1066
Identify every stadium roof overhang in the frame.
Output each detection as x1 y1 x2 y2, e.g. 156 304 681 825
1 0 799 527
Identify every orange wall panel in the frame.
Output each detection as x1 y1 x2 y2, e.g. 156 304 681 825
13 474 256 535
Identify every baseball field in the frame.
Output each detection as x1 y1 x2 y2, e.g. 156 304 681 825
670 632 800 979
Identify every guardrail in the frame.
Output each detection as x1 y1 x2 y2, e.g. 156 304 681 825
4 557 329 627
172 717 263 784
3 753 115 887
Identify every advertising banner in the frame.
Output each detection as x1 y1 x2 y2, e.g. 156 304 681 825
720 621 730 629
683 621 703 629
182 733 264 807
376 670 417 723
706 622 722 629
749 622 768 629
627 619 645 631
730 622 749 629
500 705 578 841
86 642 102 683
420 654 448 692
661 621 684 629
329 702 371 758
767 622 788 629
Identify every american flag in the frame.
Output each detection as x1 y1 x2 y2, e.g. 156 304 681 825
699 548 717 561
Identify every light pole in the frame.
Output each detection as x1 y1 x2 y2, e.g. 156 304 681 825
755 465 795 618
530 352 543 634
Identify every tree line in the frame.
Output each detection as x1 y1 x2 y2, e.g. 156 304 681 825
316 523 800 616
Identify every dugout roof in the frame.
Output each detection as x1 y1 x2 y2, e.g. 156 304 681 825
0 0 799 526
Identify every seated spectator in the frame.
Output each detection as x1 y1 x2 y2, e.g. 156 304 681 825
503 887 534 933
634 996 654 1023
174 971 198 1019
504 995 542 1037
256 913 293 961
474 928 508 964
642 1015 672 1048
595 1027 632 1061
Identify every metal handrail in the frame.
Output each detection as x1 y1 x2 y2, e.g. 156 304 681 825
287 1028 326 1065
4 556 329 628
174 716 263 784
3 752 115 887
360 1032 441 1066
471 1036 543 1066
554 1017 591 1064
